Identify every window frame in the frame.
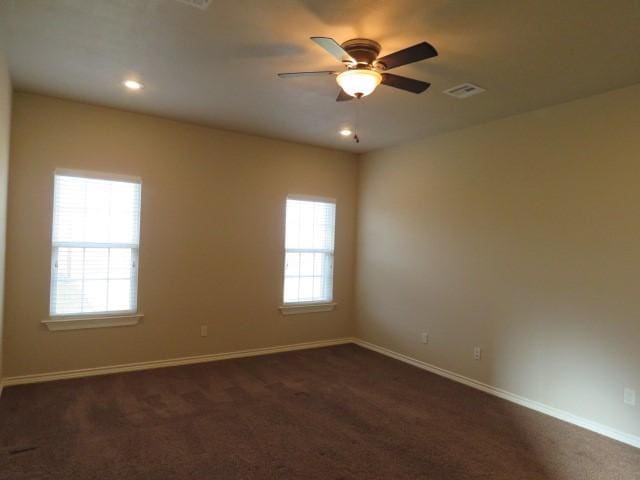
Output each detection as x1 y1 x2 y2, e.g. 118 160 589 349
45 168 143 329
280 194 337 312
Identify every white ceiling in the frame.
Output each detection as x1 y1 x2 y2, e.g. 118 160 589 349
1 0 639 153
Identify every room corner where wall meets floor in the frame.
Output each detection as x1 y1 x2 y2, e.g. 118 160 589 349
2 343 638 479
355 82 640 443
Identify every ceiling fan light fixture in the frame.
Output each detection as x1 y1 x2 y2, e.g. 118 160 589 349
336 69 381 98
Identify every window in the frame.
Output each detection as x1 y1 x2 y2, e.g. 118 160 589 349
283 196 336 304
50 171 142 317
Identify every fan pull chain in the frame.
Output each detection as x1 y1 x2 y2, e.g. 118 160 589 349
354 98 360 143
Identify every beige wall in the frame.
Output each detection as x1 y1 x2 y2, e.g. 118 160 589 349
356 84 640 437
0 51 11 378
4 92 357 377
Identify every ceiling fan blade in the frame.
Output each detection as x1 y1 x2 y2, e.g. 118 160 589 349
277 71 337 78
336 89 353 102
310 37 356 64
381 73 431 93
376 42 438 70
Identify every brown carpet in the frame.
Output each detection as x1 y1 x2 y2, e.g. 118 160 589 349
0 344 638 479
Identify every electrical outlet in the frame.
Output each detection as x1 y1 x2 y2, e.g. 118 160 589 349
421 332 429 344
200 325 208 337
624 388 636 406
474 346 482 360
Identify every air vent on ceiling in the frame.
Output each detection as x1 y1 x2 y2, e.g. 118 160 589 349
175 0 212 9
443 83 485 99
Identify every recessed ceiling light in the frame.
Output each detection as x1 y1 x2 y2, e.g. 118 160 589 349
339 128 353 137
123 80 143 90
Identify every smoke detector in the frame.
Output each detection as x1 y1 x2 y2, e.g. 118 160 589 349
174 0 212 9
443 83 486 99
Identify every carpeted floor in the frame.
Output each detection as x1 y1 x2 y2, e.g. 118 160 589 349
0 344 638 479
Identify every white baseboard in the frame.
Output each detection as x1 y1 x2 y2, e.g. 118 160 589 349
0 337 354 387
352 338 640 449
2 336 637 450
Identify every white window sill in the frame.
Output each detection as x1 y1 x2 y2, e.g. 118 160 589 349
278 303 337 315
42 314 143 331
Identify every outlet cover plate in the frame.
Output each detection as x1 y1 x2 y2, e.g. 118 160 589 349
624 388 636 406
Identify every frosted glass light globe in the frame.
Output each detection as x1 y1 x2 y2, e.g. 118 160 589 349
336 69 382 98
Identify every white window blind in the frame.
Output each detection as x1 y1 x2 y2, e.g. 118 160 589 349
50 172 142 317
283 196 336 304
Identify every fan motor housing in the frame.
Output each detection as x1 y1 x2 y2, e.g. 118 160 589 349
341 38 381 65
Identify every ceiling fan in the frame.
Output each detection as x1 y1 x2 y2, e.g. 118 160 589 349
278 37 438 101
